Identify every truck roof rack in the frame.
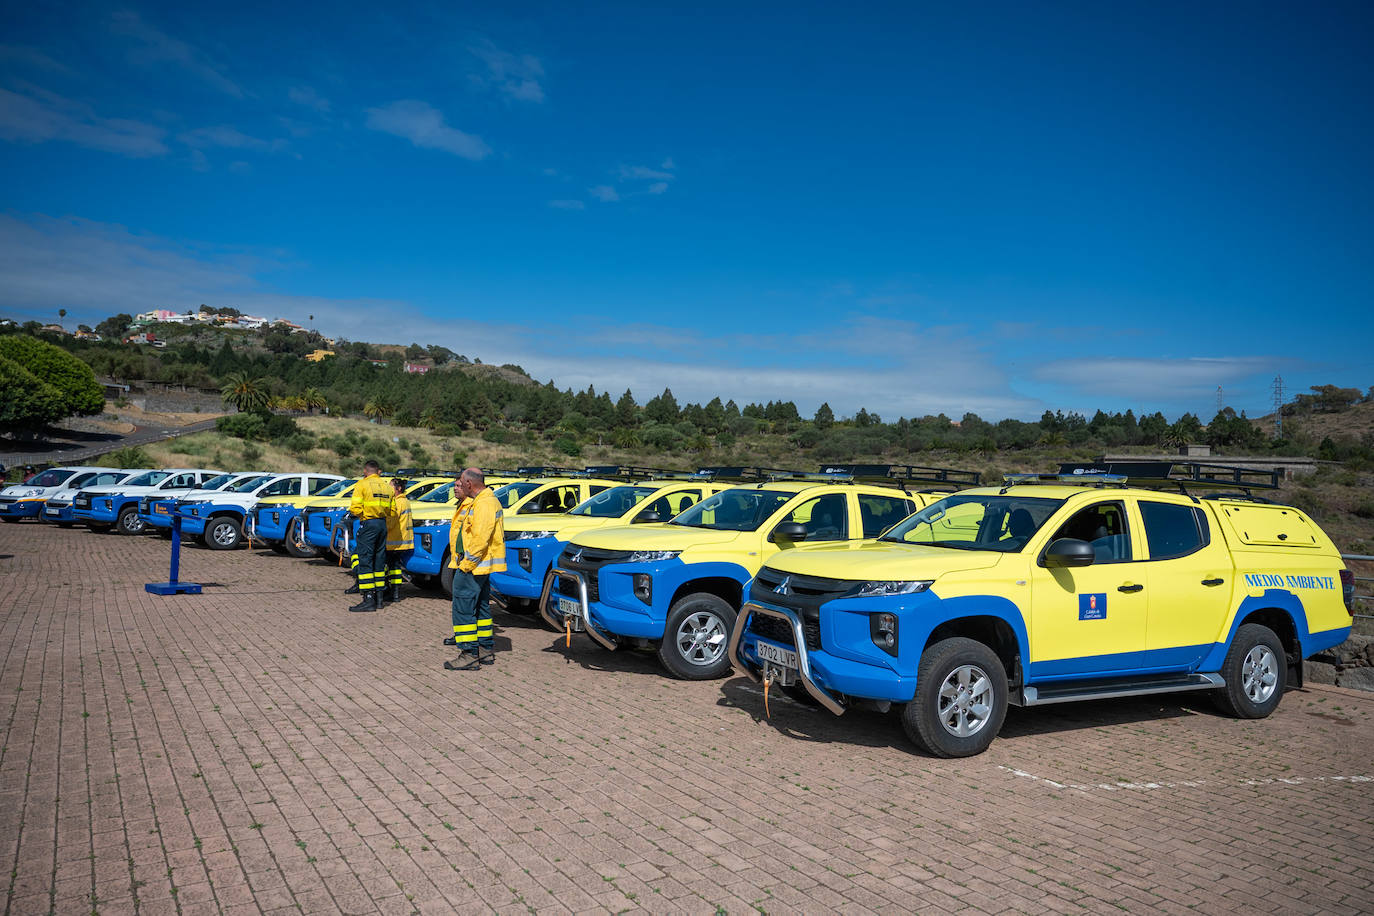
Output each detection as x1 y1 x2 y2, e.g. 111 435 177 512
581 465 694 480
1001 461 1280 496
817 464 982 490
513 466 585 477
690 466 802 482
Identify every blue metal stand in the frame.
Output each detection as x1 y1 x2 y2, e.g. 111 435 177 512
145 512 203 595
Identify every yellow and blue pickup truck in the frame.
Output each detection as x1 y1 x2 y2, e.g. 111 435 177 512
493 468 729 614
542 465 980 680
728 461 1356 757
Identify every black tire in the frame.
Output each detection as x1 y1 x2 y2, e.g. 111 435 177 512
0 517 21 524
57 522 75 529
282 520 318 558
87 522 113 532
1213 623 1286 719
440 561 455 598
202 515 243 550
116 506 146 535
269 542 289 555
657 592 737 680
902 637 1008 758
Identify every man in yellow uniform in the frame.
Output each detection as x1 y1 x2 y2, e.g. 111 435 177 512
383 477 414 604
444 467 505 670
348 460 394 613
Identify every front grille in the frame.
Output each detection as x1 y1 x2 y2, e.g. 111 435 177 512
748 609 822 651
747 568 852 652
0 497 16 506
557 546 632 603
47 499 70 509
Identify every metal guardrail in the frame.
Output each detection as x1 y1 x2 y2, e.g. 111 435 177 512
1341 554 1373 620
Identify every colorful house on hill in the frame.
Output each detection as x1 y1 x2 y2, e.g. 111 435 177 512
403 362 429 374
305 349 336 362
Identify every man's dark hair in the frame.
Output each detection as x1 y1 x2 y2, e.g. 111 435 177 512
363 460 381 472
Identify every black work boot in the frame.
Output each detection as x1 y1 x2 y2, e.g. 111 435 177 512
388 583 402 603
443 649 482 671
479 646 495 666
344 582 360 595
349 592 378 613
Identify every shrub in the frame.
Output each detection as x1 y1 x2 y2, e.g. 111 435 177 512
409 449 432 467
241 443 263 463
283 433 315 456
554 436 581 457
102 446 152 468
262 413 301 443
483 427 511 444
1354 501 1374 520
217 413 266 440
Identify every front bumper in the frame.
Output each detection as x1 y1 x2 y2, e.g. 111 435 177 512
0 497 45 519
251 506 298 542
41 501 75 522
304 511 348 549
140 499 177 529
404 526 449 575
491 537 565 599
539 566 623 649
729 599 914 716
76 497 120 525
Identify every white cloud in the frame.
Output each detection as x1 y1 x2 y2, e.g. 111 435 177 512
548 199 584 210
589 185 619 202
287 85 330 113
365 100 491 160
661 157 675 170
0 44 72 74
179 124 282 151
1034 356 1277 399
0 86 167 157
110 10 243 98
647 181 668 194
618 164 673 181
468 39 545 103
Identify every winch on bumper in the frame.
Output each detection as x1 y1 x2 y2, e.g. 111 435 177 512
539 566 621 650
728 589 920 717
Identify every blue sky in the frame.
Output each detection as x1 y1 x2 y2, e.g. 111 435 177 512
2 1 1371 422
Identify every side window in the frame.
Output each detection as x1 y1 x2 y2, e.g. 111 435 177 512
94 473 123 486
164 474 195 488
784 493 849 542
261 478 301 497
588 485 610 496
308 477 335 494
858 494 914 538
1139 501 1209 560
1047 501 1132 563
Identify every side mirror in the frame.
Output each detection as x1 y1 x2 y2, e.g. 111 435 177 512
769 521 809 544
633 510 663 524
1044 538 1095 568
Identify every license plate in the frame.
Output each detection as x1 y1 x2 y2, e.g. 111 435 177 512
45 507 59 516
557 597 584 629
755 640 798 670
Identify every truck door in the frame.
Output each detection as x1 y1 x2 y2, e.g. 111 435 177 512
1136 498 1233 670
1028 499 1147 677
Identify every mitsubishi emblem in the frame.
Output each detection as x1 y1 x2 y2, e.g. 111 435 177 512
570 548 584 564
773 575 792 596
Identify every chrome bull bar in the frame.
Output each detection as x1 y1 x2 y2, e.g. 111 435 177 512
331 523 351 559
538 566 619 650
727 601 845 716
244 511 259 541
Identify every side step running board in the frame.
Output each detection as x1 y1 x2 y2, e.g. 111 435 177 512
1020 673 1224 707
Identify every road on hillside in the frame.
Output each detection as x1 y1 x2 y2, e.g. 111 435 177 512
0 418 219 469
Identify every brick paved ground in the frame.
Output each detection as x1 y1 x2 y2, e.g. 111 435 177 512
1 523 1372 915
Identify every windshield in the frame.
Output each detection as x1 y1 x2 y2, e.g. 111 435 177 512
199 473 238 490
670 488 793 531
317 478 358 497
226 474 271 493
879 494 1064 552
570 485 657 518
27 469 76 487
418 481 456 503
122 471 170 488
493 481 540 508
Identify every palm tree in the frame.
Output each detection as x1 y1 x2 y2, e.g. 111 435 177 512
220 373 270 413
58 308 66 330
418 407 441 430
302 387 326 413
613 428 642 449
363 400 392 421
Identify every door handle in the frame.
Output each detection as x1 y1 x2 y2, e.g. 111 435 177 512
1201 578 1225 586
1117 583 1144 593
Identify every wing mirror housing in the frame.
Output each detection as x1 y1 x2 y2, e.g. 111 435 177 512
633 510 663 524
1044 538 1095 568
769 521 809 544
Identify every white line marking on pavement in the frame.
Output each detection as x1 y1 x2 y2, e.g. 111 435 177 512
997 766 1374 793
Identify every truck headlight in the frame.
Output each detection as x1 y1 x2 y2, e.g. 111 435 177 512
848 580 933 598
628 550 681 563
509 530 556 540
870 612 899 656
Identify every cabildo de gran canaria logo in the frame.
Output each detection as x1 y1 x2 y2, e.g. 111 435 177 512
1245 572 1337 590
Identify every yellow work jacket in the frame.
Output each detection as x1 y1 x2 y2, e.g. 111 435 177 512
449 487 506 574
349 473 393 520
386 494 413 551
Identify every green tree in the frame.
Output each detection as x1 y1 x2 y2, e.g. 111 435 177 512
814 402 835 430
405 343 426 360
220 372 270 413
0 357 66 431
614 389 639 428
95 314 132 339
0 335 104 420
644 388 680 424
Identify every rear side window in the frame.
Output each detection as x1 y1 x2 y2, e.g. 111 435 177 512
1140 501 1209 560
308 477 336 494
858 494 914 538
785 493 849 541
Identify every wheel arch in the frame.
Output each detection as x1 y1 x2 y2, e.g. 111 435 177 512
1236 605 1302 687
670 575 744 611
925 615 1024 688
